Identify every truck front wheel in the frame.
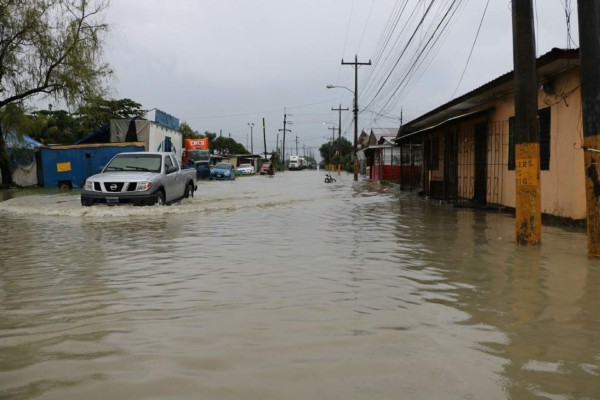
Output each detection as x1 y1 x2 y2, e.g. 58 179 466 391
155 191 166 206
184 181 194 198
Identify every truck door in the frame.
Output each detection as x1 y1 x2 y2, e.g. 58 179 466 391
163 154 178 202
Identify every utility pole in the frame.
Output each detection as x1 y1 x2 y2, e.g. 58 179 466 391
512 0 541 245
247 123 254 153
578 0 600 257
278 108 292 167
328 126 336 170
342 55 371 181
332 104 349 175
263 118 267 162
295 136 299 155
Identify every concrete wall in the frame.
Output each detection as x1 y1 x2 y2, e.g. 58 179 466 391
488 67 584 219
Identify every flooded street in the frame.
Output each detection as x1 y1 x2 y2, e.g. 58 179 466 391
1 170 599 399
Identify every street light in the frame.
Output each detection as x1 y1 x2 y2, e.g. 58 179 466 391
327 84 359 180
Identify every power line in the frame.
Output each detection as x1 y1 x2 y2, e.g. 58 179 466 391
449 0 490 100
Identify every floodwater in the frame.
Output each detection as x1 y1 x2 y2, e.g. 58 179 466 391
0 170 599 400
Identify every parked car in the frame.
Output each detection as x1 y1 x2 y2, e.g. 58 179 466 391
236 163 255 175
259 162 273 175
80 152 197 206
209 162 236 180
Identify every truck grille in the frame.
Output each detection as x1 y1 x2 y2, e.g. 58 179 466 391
105 182 124 192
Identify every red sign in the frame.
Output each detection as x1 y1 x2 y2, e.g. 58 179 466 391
185 138 208 150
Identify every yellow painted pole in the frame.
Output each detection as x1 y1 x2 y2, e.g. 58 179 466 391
512 0 541 245
578 1 600 257
515 143 541 244
583 141 600 256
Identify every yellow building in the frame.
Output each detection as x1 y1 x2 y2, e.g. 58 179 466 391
396 48 584 220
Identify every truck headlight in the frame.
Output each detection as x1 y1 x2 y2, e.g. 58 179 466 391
84 181 93 191
136 182 152 191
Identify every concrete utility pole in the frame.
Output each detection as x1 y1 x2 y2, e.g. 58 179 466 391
342 55 371 181
332 104 349 175
263 118 267 162
278 109 291 167
578 1 600 257
512 0 541 245
247 123 254 153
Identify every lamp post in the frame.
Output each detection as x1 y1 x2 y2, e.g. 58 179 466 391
327 84 358 180
247 122 254 154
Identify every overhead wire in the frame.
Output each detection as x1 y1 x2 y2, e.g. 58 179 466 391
448 0 489 100
367 0 468 120
356 0 376 54
361 1 437 112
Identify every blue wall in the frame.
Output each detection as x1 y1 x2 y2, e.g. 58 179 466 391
38 143 144 188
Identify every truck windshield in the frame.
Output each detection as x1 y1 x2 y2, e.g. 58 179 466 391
188 150 210 161
105 154 162 172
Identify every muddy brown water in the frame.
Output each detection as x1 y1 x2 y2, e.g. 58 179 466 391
0 171 599 399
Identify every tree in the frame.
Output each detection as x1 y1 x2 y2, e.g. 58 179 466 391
319 137 352 169
27 109 81 144
0 0 111 185
212 136 248 155
179 122 203 141
75 97 145 134
202 131 217 151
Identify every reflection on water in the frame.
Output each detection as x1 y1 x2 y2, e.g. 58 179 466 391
0 171 599 399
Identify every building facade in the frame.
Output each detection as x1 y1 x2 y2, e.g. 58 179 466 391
396 48 585 220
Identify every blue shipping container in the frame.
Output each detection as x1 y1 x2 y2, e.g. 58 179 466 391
38 142 145 189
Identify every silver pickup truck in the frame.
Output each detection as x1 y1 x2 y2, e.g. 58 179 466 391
81 152 197 206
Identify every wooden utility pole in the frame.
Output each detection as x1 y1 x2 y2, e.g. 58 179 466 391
512 0 541 245
332 104 348 175
578 1 600 257
278 109 291 167
342 55 371 181
328 126 336 170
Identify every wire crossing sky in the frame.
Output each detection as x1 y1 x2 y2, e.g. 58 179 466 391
94 0 577 157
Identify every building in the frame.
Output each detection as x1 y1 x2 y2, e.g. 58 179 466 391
395 48 584 220
361 128 401 182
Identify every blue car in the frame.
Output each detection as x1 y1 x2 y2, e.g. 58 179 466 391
209 162 236 180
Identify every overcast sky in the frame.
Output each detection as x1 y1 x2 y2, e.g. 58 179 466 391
102 0 579 157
